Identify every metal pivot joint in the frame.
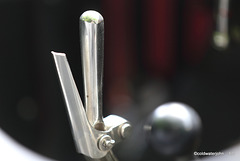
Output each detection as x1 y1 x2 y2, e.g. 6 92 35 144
52 10 131 160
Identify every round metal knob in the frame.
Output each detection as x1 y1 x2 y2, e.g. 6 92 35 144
145 102 202 158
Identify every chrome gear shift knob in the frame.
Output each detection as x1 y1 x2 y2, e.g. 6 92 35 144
146 102 202 159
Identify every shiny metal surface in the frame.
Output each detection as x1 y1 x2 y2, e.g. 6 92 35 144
213 0 229 49
86 151 119 161
52 51 107 159
52 10 132 160
80 10 105 128
146 102 202 158
98 135 115 151
52 52 130 159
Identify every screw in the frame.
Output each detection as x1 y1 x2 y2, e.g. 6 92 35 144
120 123 132 139
98 135 115 151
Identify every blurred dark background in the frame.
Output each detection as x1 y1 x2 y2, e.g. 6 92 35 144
1 0 240 160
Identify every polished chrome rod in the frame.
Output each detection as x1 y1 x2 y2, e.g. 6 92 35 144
213 0 229 50
80 10 105 129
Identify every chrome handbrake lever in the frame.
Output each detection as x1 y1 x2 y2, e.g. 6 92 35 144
80 10 105 130
51 10 131 160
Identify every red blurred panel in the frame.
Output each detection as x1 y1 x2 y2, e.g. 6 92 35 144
143 0 177 78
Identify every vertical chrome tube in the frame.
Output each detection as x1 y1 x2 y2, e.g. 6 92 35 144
80 11 105 129
217 0 229 34
213 0 229 49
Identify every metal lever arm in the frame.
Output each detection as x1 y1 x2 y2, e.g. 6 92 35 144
52 10 132 160
52 52 130 159
52 52 107 159
80 10 104 129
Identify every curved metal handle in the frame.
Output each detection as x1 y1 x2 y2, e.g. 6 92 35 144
80 10 105 129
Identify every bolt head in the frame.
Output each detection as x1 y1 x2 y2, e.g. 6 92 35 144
98 135 115 151
120 123 132 139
